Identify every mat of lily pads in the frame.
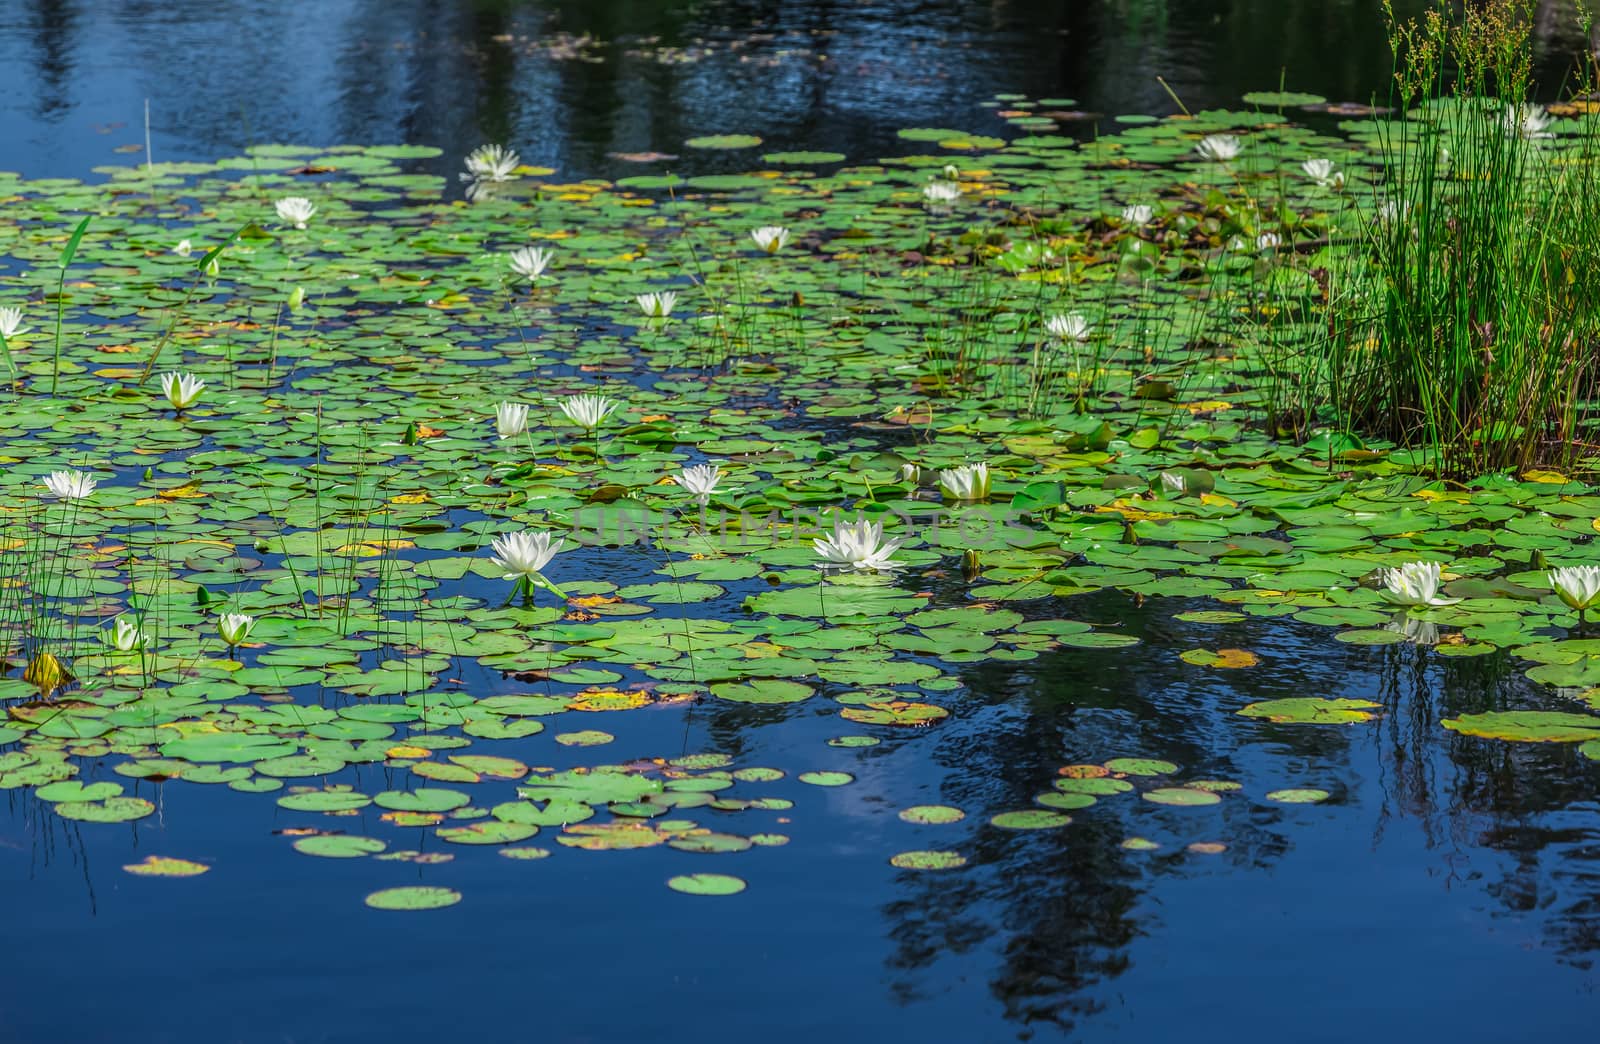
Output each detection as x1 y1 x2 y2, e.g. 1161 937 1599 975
2 94 1598 903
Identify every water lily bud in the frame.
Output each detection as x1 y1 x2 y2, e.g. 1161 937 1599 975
287 286 305 311
961 549 983 582
24 652 67 700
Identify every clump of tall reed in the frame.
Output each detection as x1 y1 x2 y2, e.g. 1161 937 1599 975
1324 0 1600 475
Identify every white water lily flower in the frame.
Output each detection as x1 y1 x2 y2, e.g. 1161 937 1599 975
495 401 529 440
508 246 553 281
44 470 96 500
1379 561 1461 607
0 307 24 339
677 463 722 504
174 239 193 257
750 226 791 253
941 164 960 181
1256 232 1281 251
636 291 677 319
274 197 316 229
1377 200 1411 225
1300 158 1344 189
923 181 962 204
1121 204 1154 226
1194 134 1242 161
814 516 902 572
1549 566 1600 611
1045 312 1093 342
899 463 923 485
110 617 149 652
939 462 990 501
1502 103 1554 141
159 371 205 410
558 392 621 430
489 530 564 579
462 143 520 183
218 612 255 647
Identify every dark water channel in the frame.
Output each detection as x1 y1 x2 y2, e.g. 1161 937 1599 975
1 2 1598 1042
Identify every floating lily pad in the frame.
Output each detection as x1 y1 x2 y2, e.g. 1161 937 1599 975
1143 787 1222 806
898 805 966 824
364 886 462 911
889 850 967 869
123 856 210 877
293 835 387 858
1265 788 1331 804
55 797 155 823
684 134 762 149
666 873 747 895
797 771 854 787
1238 698 1382 724
1441 711 1600 742
990 810 1072 829
1104 758 1177 776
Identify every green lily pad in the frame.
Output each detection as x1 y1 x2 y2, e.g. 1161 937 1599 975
666 873 747 895
364 886 462 911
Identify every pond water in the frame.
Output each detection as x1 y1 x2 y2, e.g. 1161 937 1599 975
0 2 1598 1043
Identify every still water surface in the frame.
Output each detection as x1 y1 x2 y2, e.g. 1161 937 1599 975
0 2 1598 1042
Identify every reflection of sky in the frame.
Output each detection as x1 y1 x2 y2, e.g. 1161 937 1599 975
2 0 1593 181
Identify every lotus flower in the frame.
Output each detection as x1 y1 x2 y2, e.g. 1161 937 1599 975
1257 232 1281 251
1549 566 1600 614
109 617 149 652
509 246 553 281
559 392 621 431
1300 158 1344 189
495 401 529 440
44 470 96 500
1379 561 1461 607
1121 204 1154 226
159 371 205 410
636 291 677 319
814 516 902 572
1045 313 1093 342
1194 134 1242 161
750 226 791 253
1503 103 1554 141
677 463 721 504
939 462 990 501
462 144 520 183
923 181 961 205
218 612 255 647
274 197 316 229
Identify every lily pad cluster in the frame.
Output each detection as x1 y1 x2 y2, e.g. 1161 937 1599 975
0 94 1596 902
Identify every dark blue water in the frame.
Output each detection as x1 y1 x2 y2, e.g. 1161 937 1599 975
2 2 1600 1041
